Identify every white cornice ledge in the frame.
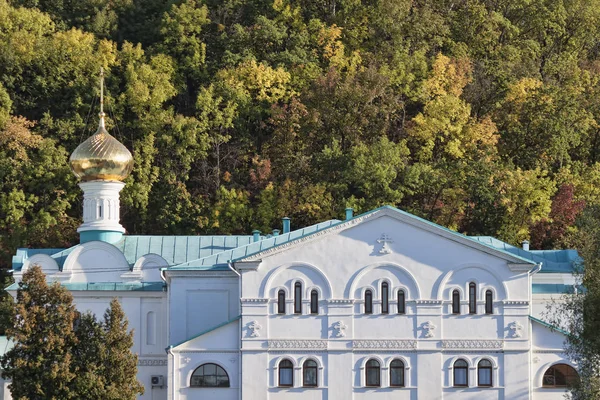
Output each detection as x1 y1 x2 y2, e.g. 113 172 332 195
235 261 262 271
508 263 535 272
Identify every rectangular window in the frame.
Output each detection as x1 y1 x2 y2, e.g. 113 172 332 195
398 290 405 314
469 283 476 314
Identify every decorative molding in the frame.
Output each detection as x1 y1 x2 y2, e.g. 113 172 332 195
138 359 168 366
377 233 393 254
353 340 417 350
508 321 523 338
328 299 354 304
503 300 529 306
268 340 327 350
241 298 269 304
416 300 443 305
248 320 262 337
441 340 504 350
421 321 436 338
332 321 347 338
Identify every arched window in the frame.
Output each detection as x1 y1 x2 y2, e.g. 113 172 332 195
278 359 294 387
390 359 405 387
190 363 230 387
310 290 318 314
478 359 493 387
277 290 285 314
469 282 477 314
365 359 380 387
485 290 493 314
398 289 406 314
543 364 579 387
452 290 460 314
365 290 373 314
294 282 302 314
303 359 318 387
381 282 389 314
453 359 469 387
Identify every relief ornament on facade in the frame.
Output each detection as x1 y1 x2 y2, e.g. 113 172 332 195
248 320 262 338
377 233 393 254
333 321 347 338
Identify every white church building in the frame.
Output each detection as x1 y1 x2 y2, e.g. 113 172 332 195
3 88 581 399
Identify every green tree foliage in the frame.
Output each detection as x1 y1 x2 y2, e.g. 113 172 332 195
1 265 144 399
5 0 600 276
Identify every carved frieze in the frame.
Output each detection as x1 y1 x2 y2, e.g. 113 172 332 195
352 340 417 349
138 359 168 366
441 340 504 350
268 340 328 350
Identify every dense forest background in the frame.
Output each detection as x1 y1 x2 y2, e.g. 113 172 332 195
1 0 600 271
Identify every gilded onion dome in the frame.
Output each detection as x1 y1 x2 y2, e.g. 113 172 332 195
69 69 133 182
69 113 133 182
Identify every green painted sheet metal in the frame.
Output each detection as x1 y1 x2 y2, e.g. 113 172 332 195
532 284 578 294
170 205 537 271
470 236 580 273
169 219 341 270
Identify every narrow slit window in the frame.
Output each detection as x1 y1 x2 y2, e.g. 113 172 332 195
452 290 460 314
294 282 302 314
310 290 318 314
381 282 389 314
277 290 285 314
97 205 102 218
398 290 405 314
485 290 493 314
469 282 476 314
365 290 373 314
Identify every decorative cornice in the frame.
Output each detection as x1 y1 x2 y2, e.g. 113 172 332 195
268 340 328 350
352 340 417 350
235 261 261 271
167 270 238 278
241 298 269 303
441 340 504 350
508 263 535 272
416 300 443 305
138 359 168 366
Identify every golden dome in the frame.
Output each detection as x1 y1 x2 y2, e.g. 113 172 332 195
69 113 133 182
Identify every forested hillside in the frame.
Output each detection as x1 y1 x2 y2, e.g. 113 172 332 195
1 0 599 270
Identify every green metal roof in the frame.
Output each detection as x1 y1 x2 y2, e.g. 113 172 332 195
470 236 580 273
13 235 256 271
168 220 341 270
6 281 166 292
532 284 580 294
169 205 539 271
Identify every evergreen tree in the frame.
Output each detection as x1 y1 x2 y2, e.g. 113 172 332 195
0 266 144 399
102 298 144 400
1 265 77 399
